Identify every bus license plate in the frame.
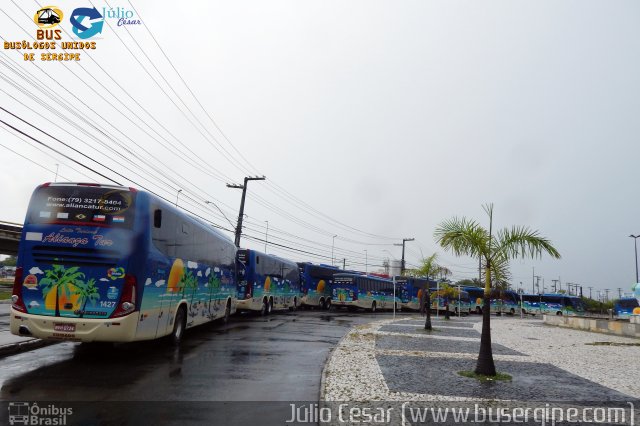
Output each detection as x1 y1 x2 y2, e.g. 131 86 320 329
54 323 75 332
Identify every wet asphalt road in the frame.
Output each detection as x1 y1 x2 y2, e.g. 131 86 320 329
0 309 402 425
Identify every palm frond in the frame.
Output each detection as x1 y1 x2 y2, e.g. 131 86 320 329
434 216 489 259
495 226 561 260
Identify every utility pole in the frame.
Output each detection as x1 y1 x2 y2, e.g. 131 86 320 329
394 238 414 275
343 258 346 270
588 286 593 300
617 288 622 299
227 176 266 247
534 276 541 294
551 279 558 293
54 163 59 182
532 267 535 293
605 289 610 302
264 220 269 253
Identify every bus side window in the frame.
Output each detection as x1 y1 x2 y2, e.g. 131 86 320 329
154 209 162 228
151 205 177 258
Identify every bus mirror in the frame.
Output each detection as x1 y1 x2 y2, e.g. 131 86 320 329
154 209 162 228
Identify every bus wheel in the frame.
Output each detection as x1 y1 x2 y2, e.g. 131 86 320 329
371 302 377 313
319 298 325 310
476 306 482 315
556 311 563 316
510 308 515 315
290 297 298 312
268 298 274 314
222 300 231 324
522 309 527 315
260 299 269 316
171 305 187 345
324 299 331 310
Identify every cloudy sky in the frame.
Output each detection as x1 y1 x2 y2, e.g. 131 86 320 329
1 0 638 297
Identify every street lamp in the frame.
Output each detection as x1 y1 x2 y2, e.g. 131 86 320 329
332 235 337 266
629 235 640 284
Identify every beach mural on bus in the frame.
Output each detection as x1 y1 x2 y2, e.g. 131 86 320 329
520 294 585 316
11 183 237 343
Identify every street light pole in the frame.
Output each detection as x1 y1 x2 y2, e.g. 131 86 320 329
364 250 368 275
630 235 640 284
395 238 414 275
227 176 266 247
332 235 337 266
264 220 269 253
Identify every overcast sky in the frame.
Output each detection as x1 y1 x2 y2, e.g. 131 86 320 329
1 1 639 297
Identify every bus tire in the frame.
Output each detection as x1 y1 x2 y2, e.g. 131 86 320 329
222 299 231 324
510 308 515 315
556 311 563 316
476 306 482 315
260 298 269 316
371 301 377 313
324 299 331 310
290 297 298 311
170 305 187 346
522 309 527 315
319 298 325 310
268 297 274 314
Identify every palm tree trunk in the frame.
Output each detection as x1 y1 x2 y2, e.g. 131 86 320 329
424 289 432 330
475 266 496 376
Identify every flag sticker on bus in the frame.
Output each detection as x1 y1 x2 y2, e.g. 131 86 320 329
39 211 51 218
113 216 125 223
93 214 106 222
75 213 86 220
56 212 69 219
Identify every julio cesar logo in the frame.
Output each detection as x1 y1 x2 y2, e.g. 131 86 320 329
70 7 105 39
4 6 99 62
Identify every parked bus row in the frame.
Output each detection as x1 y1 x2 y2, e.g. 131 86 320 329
9 183 586 346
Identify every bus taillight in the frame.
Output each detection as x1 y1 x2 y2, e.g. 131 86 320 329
110 274 137 318
11 267 27 313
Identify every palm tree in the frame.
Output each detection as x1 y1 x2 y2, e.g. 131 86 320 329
414 253 451 330
39 264 85 317
435 204 560 376
73 278 100 318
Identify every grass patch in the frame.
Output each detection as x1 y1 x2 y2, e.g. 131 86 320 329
458 370 512 382
415 327 441 333
586 342 640 347
0 278 13 286
0 288 12 300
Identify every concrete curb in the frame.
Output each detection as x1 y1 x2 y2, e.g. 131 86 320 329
0 338 56 358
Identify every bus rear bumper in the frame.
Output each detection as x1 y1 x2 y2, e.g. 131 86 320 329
10 308 140 343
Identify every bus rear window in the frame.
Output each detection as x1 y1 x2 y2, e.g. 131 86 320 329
28 185 135 228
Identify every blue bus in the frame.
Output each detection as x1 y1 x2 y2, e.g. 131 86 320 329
10 182 237 344
396 276 435 311
463 287 521 315
236 249 300 315
613 297 639 318
298 262 342 310
521 293 586 316
431 289 472 315
331 273 400 312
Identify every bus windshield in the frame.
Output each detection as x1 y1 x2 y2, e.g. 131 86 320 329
28 184 135 228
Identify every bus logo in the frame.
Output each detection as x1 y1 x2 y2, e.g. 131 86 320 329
34 7 63 28
107 267 125 280
8 402 29 425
